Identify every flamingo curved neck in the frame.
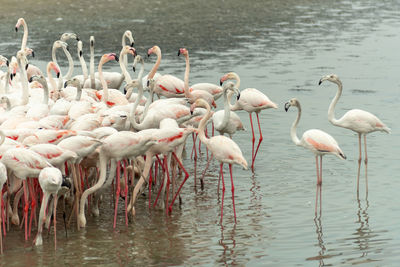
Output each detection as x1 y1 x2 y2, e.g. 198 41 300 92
3 66 11 94
183 53 192 99
75 81 83 101
197 103 212 146
290 105 301 146
47 66 57 94
62 46 74 80
98 60 108 103
17 56 29 106
148 48 161 80
119 50 132 84
130 62 146 131
142 83 154 120
231 73 241 89
20 19 28 51
219 88 231 130
328 81 343 126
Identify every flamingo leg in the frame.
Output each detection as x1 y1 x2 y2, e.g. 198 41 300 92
364 135 368 197
220 163 225 224
319 156 323 185
28 178 36 238
252 113 263 171
123 160 128 226
229 164 236 223
23 180 29 241
164 156 171 215
0 190 3 254
53 194 58 250
356 133 362 195
113 161 121 229
315 156 320 215
200 154 213 191
153 155 167 208
148 164 153 209
249 113 255 167
168 152 189 213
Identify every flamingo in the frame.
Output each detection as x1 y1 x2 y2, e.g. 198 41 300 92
1 147 51 240
147 45 184 98
34 167 62 249
15 18 28 50
284 98 346 208
318 74 390 194
220 72 277 171
178 48 217 108
121 30 135 70
190 98 247 224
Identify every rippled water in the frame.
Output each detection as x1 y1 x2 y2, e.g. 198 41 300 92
0 0 399 266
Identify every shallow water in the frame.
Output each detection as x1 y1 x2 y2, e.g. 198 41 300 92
0 0 399 266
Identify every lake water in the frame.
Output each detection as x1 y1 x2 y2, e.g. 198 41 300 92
0 0 399 266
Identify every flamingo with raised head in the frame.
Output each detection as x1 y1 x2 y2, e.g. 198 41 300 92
319 74 390 195
220 72 277 171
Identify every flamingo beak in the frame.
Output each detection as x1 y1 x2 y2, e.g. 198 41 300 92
284 102 290 112
220 80 223 86
32 51 35 58
91 40 94 46
57 72 60 78
79 51 83 57
132 66 136 72
177 50 181 56
25 64 29 70
64 81 68 88
114 54 119 62
6 60 9 67
237 92 240 100
15 27 18 32
131 42 134 47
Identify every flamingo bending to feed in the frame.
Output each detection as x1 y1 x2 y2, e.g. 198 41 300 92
220 72 277 171
319 74 390 194
190 98 247 224
284 98 346 211
34 167 62 249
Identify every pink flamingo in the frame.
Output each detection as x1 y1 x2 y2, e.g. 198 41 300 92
319 74 390 195
1 147 51 240
220 72 277 171
190 98 247 224
147 45 185 98
178 48 217 108
284 98 346 212
34 167 62 249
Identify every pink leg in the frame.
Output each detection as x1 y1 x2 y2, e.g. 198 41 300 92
191 133 198 161
113 161 121 229
123 160 128 226
168 152 190 213
249 113 255 170
220 163 225 224
315 156 320 215
148 164 153 209
229 164 236 223
28 178 37 238
164 157 171 215
153 155 167 208
0 190 3 254
53 194 58 250
356 133 362 195
23 180 29 241
252 113 263 170
212 121 214 137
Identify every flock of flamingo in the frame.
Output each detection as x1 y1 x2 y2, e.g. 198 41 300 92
0 18 390 253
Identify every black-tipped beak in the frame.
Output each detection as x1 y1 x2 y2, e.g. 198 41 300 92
6 60 9 67
114 55 119 62
147 53 150 57
25 64 29 70
220 80 223 86
123 87 127 94
79 51 82 57
61 176 72 189
64 81 68 88
15 27 18 32
76 37 80 41
131 42 134 47
284 102 290 112
31 51 35 58
28 77 33 83
132 66 136 72
318 79 322 85
57 72 60 78
90 40 94 46
190 110 193 115
237 92 240 100
177 50 181 56
147 80 150 87
11 73 15 80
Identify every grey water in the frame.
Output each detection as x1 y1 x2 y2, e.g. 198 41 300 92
0 0 399 266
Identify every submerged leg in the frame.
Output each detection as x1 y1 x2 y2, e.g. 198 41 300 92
364 135 368 197
168 152 190 213
220 163 225 224
229 164 236 223
249 113 255 169
356 133 362 195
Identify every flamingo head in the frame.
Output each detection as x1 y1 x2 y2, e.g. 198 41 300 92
132 54 142 72
60 32 79 42
15 18 25 32
53 40 68 50
190 98 209 115
147 45 160 57
0 56 8 68
219 72 237 86
318 74 341 86
102 53 119 63
90 36 95 47
284 98 299 112
77 41 83 57
124 30 135 46
178 48 188 57
48 61 60 78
